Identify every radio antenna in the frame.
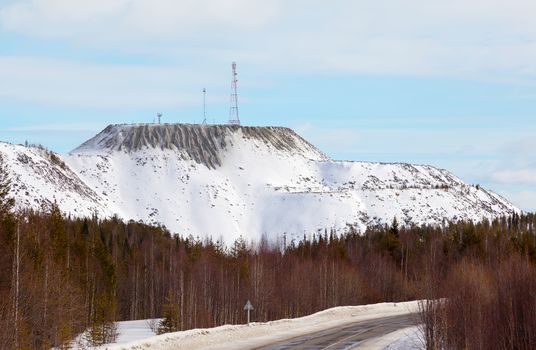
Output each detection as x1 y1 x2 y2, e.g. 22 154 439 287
228 62 240 125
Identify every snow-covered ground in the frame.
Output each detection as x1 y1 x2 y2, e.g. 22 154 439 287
383 326 423 350
72 319 161 349
0 141 109 218
113 320 160 346
1 123 518 243
87 301 421 350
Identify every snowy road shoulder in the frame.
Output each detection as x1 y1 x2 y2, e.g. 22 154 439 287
101 301 421 350
360 325 423 350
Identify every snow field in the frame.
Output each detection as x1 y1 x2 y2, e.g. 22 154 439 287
382 326 424 350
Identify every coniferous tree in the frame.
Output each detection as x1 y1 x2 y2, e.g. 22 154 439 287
0 153 15 225
0 154 19 348
389 217 399 237
0 153 14 217
157 291 180 334
88 294 117 346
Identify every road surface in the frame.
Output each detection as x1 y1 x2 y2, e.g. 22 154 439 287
255 313 419 350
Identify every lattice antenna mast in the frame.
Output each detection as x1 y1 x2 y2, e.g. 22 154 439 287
202 88 207 125
228 62 240 125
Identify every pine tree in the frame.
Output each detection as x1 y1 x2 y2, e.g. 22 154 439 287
157 291 180 334
48 202 69 265
0 153 15 217
389 217 399 237
88 295 117 346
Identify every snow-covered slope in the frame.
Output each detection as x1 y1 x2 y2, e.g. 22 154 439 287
0 142 110 217
1 123 518 242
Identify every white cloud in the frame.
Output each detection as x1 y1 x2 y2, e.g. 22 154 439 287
294 123 362 156
2 0 536 80
501 190 536 212
492 170 536 184
0 0 280 42
0 56 230 108
0 122 104 132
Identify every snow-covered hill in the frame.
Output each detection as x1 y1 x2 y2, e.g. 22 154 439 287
0 142 110 217
1 123 518 242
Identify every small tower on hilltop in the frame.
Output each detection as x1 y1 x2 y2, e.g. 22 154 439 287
202 88 207 125
157 113 162 124
228 62 241 126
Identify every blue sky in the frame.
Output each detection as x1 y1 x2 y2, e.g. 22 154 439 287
0 0 535 211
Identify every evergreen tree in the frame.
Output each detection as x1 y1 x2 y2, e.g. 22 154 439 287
0 153 15 217
88 295 117 346
389 217 399 237
157 291 180 334
231 236 247 259
381 216 401 261
49 202 68 264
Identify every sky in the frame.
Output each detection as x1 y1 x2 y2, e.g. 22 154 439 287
0 0 535 211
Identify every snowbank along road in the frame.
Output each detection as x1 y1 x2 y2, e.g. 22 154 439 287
88 301 422 350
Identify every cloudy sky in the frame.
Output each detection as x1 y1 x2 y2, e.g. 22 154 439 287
0 0 535 211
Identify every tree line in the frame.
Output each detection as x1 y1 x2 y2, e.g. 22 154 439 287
1 205 535 348
1 155 535 349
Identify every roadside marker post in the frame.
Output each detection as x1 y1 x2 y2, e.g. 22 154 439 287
244 300 254 325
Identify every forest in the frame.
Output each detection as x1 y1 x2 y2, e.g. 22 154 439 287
0 162 535 349
0 202 535 348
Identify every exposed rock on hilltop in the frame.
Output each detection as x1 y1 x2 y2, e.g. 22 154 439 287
73 124 328 168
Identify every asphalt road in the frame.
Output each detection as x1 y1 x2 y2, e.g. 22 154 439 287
254 313 419 350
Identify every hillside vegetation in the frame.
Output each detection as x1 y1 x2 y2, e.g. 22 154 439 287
0 203 535 348
1 150 534 349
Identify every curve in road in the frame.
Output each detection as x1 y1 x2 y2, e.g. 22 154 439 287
255 313 419 350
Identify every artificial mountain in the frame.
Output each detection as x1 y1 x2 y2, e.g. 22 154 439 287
0 123 518 242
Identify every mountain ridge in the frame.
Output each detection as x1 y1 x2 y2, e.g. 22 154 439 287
1 123 519 242
72 123 328 168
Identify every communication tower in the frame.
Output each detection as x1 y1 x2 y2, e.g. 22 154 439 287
157 113 162 124
202 88 207 125
228 62 240 125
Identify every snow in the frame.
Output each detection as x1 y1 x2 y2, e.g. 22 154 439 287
71 319 160 349
382 326 424 350
0 141 110 217
113 320 159 345
90 301 420 350
1 124 519 243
